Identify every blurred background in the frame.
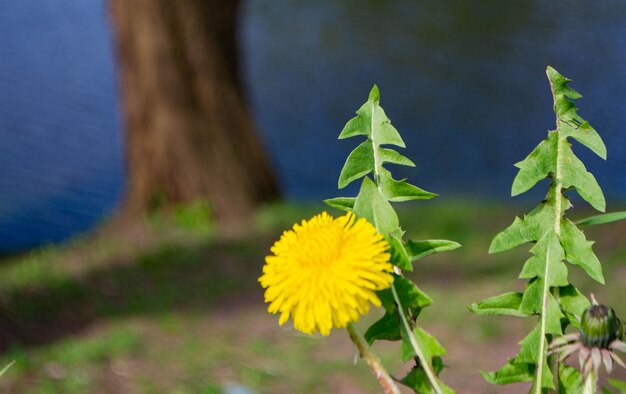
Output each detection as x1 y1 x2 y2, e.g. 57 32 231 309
0 1 625 393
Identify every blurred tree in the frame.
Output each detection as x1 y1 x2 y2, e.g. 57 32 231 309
109 0 279 233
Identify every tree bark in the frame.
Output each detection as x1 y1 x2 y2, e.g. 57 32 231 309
109 0 279 233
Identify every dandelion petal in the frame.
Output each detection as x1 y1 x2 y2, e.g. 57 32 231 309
259 212 393 336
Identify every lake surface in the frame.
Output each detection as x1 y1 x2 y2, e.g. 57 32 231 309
1 1 626 250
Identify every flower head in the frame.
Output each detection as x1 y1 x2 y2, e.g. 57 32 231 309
549 295 626 377
259 211 394 336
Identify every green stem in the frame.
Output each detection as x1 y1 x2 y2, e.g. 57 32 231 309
535 246 551 394
368 98 443 393
391 283 443 394
552 77 564 394
371 102 383 188
541 69 564 394
582 369 596 394
346 323 402 394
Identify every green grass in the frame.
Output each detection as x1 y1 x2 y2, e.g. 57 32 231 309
1 325 140 393
0 201 624 393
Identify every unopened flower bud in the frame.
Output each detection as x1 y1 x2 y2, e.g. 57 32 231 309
580 304 623 349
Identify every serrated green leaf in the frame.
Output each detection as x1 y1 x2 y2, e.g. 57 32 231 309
480 67 608 391
547 66 607 206
368 84 380 102
376 275 432 318
508 351 554 391
512 131 557 196
559 285 590 328
413 326 446 360
441 382 455 394
536 359 556 390
377 286 396 313
401 364 455 394
468 292 526 317
481 360 534 385
547 66 582 120
378 147 415 167
394 275 433 315
401 335 414 363
560 219 604 283
561 120 607 160
509 66 606 202
338 141 374 188
339 114 368 139
339 90 376 140
490 185 573 254
339 86 406 146
323 197 355 211
406 239 462 262
520 280 563 335
336 85 439 205
400 326 447 372
338 84 428 203
333 85 455 392
352 177 399 236
558 364 584 394
433 357 445 375
401 364 431 392
489 217 533 253
365 312 401 344
373 105 406 147
576 211 626 226
379 166 437 202
519 231 568 287
560 144 605 211
489 199 555 253
520 278 542 315
511 129 605 212
515 326 554 389
516 328 560 387
517 326 542 364
388 233 412 271
547 66 581 99
551 97 579 122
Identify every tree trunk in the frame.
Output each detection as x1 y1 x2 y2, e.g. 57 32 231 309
109 0 279 233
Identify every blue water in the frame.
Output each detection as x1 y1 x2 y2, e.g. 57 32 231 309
0 2 122 251
241 1 626 201
1 1 626 251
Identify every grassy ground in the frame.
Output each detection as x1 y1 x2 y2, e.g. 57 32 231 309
0 200 625 393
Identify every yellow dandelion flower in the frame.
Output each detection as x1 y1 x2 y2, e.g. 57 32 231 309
259 211 394 336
